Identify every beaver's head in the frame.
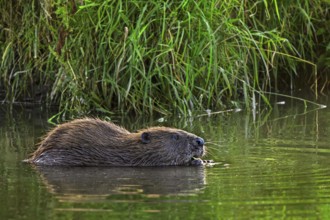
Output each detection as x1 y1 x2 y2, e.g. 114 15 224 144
135 127 205 166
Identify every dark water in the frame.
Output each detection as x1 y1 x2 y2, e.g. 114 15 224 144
1 96 330 220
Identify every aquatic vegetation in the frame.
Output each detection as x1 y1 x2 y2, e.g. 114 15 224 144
0 0 329 118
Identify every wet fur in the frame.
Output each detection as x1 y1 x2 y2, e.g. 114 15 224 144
27 118 205 166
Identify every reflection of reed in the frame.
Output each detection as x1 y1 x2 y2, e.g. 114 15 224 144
35 166 206 202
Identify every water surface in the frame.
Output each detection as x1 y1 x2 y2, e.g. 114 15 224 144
1 97 330 219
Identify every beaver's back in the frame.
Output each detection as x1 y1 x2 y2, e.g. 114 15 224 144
41 118 130 148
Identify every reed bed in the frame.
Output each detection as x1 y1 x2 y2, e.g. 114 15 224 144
1 0 329 118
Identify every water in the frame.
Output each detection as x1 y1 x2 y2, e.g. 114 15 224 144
1 97 330 220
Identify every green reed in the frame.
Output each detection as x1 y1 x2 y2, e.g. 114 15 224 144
1 0 329 118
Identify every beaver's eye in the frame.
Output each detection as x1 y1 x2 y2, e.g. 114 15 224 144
171 134 179 140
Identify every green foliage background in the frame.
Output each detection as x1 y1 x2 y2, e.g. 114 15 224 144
1 0 329 117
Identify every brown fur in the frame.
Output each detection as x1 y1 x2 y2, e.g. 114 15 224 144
26 118 206 166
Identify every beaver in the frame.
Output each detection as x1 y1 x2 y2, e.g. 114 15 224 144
26 118 206 166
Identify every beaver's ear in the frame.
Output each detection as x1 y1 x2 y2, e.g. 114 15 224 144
141 132 151 144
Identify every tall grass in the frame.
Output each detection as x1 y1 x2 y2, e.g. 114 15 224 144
1 0 329 118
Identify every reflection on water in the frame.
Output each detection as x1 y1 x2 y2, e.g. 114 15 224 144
35 166 206 201
1 97 330 219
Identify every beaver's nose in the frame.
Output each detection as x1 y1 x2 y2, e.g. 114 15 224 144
195 137 205 146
